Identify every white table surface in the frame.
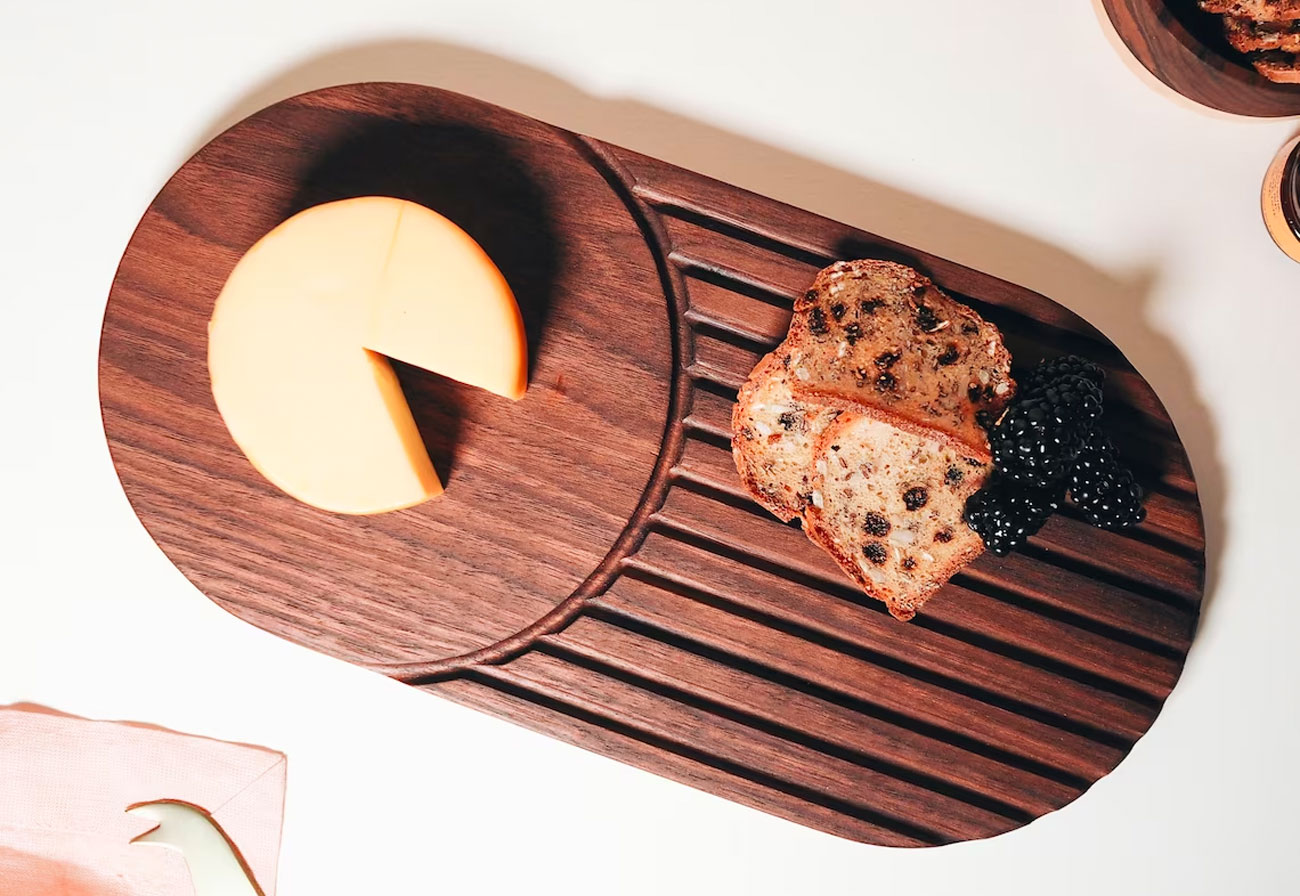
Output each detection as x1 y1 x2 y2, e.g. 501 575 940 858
2 1 1298 893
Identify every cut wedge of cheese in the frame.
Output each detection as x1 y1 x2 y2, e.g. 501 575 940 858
367 199 528 400
207 197 527 515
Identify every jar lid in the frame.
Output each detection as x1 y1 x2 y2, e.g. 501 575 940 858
1283 140 1300 242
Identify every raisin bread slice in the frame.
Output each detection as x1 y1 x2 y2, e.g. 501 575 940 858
787 260 1013 458
1251 49 1300 80
732 349 845 522
1223 15 1300 52
804 410 990 620
1201 0 1300 21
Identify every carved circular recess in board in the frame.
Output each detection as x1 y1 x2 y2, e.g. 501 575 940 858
100 83 679 673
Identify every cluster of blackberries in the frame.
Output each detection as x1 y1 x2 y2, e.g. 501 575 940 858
965 356 1145 556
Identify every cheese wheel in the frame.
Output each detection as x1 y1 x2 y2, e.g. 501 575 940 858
207 197 527 514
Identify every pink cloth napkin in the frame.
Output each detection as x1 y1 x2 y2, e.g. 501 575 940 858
0 704 285 896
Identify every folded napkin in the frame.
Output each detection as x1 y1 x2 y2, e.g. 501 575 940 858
0 704 285 896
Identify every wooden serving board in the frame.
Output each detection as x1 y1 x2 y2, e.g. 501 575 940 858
1102 0 1300 116
100 83 1205 847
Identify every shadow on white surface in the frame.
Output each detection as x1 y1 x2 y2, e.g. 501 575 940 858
190 39 1226 631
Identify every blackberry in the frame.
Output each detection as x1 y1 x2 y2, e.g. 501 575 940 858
988 378 1101 487
1023 355 1105 396
863 542 887 565
1031 374 1104 418
964 479 1062 556
1068 429 1146 530
1036 373 1104 409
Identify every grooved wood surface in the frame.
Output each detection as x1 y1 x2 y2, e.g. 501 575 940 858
99 83 1205 847
1102 0 1300 116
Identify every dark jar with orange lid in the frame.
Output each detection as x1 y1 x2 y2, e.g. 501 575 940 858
1263 135 1300 263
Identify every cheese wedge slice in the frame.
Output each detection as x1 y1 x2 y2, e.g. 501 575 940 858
207 197 527 514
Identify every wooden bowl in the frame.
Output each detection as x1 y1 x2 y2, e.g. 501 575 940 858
1102 0 1300 116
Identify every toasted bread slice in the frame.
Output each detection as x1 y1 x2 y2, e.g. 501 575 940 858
732 349 845 522
1201 0 1300 22
803 410 989 620
785 260 1013 458
1223 15 1300 52
1252 49 1300 80
731 259 1010 620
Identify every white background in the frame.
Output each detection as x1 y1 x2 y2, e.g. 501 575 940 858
2 1 1298 893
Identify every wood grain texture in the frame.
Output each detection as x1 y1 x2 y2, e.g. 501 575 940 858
1103 0 1300 115
100 86 676 670
99 83 1206 846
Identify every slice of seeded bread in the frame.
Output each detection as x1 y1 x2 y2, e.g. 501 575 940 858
803 410 990 621
732 349 845 522
1251 49 1300 80
786 260 1013 459
1223 15 1300 52
1201 0 1300 21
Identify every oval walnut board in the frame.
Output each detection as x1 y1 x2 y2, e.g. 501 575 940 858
1102 0 1300 116
100 83 1205 847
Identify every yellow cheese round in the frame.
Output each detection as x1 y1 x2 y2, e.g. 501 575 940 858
207 197 527 514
